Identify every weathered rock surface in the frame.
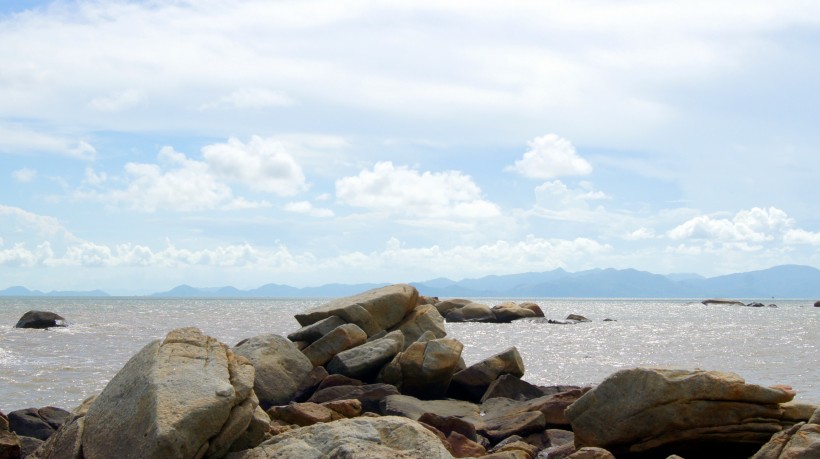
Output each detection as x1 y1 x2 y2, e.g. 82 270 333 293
307 383 400 413
418 412 477 441
449 347 525 402
292 366 329 402
286 316 346 344
233 334 313 409
390 304 446 347
224 416 455 459
447 431 486 457
751 406 820 459
80 327 258 459
7 407 69 441
14 311 66 329
301 323 368 367
379 338 464 398
29 396 94 459
480 374 545 402
434 299 472 317
327 330 404 380
566 447 616 459
0 430 21 459
565 368 798 457
491 303 538 323
479 410 546 443
380 394 480 423
295 284 419 336
445 302 495 323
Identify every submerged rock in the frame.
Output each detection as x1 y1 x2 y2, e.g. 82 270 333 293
14 311 66 329
702 298 746 306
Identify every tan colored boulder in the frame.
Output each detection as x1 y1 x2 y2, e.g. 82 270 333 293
752 408 820 459
81 327 258 459
492 439 539 458
0 430 21 459
518 302 545 317
390 304 446 347
380 394 480 424
295 284 419 336
326 330 404 380
449 347 525 402
566 447 615 459
321 399 362 418
565 368 797 457
491 303 538 323
233 334 313 409
478 410 546 443
379 338 464 398
224 416 455 459
434 299 472 316
445 302 495 323
286 316 346 344
447 431 486 458
267 402 343 427
301 323 367 367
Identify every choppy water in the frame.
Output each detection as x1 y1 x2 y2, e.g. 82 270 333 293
1 297 818 412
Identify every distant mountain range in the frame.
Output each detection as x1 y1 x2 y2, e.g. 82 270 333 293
2 264 819 299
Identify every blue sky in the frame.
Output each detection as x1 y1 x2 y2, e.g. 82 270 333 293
2 1 820 294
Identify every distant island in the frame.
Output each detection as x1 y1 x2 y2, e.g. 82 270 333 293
2 264 820 299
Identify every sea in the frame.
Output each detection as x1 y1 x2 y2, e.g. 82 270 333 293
1 297 818 413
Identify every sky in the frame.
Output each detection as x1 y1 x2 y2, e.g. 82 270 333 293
2 0 820 294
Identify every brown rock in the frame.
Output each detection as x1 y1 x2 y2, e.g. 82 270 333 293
419 412 477 441
434 299 472 316
287 316 346 344
315 373 363 391
380 394 480 423
326 330 404 380
479 410 546 444
267 402 342 426
232 334 313 409
448 431 486 458
321 399 362 418
449 347 525 402
292 366 329 402
519 302 545 317
379 338 464 399
301 323 368 367
492 439 538 458
308 383 400 413
491 303 538 323
390 304 446 347
0 430 21 459
481 374 545 402
445 302 495 323
566 447 615 459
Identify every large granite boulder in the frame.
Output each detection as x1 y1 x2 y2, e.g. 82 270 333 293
77 327 259 459
295 284 419 336
225 416 455 459
380 394 480 423
28 396 95 459
491 303 538 323
379 338 464 399
480 375 545 402
449 347 525 402
565 368 800 458
389 304 446 347
751 406 820 459
287 316 346 344
434 299 472 317
233 334 314 409
327 330 404 380
444 302 495 323
301 323 368 367
14 311 66 329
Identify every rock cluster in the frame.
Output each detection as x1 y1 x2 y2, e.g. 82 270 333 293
7 284 819 459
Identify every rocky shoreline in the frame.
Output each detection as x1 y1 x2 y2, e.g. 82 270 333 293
2 284 818 458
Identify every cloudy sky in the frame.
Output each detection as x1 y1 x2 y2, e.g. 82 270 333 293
2 0 820 294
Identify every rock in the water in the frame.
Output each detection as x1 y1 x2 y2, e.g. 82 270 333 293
378 338 464 399
449 347 525 402
327 330 404 380
445 302 495 323
81 327 258 459
233 334 313 409
224 416 455 459
390 304 446 347
294 284 419 336
814 300 820 308
747 302 765 308
301 323 368 367
519 302 545 317
491 303 538 323
434 299 472 317
565 314 591 322
14 311 66 329
565 368 797 458
702 298 746 306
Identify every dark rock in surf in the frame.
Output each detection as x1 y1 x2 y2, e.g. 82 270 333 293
14 311 66 329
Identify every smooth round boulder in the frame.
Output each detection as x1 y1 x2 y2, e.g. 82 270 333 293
233 334 314 409
14 311 66 329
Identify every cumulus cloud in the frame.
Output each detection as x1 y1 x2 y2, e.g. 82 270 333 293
508 134 592 179
783 229 820 246
336 161 500 219
12 168 37 182
667 207 794 242
202 136 307 195
201 88 294 110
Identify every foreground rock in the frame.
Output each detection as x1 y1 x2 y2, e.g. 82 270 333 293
7 406 69 441
36 327 263 459
566 368 801 458
14 311 66 329
752 406 820 459
233 334 313 409
449 347 525 402
294 284 419 337
225 416 454 459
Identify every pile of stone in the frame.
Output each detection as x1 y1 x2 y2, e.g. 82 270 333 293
3 284 818 459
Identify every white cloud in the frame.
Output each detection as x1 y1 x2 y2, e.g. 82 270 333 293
336 161 500 219
284 201 334 218
202 136 307 195
0 124 96 160
625 227 657 240
508 134 592 179
783 229 820 246
12 168 37 182
668 207 794 242
89 89 142 111
201 88 294 110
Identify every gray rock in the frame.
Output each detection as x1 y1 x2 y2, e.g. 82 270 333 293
233 334 313 409
295 284 419 336
379 338 463 399
449 347 525 402
224 416 454 459
389 304 446 348
480 374 545 402
14 311 66 329
301 323 368 367
308 383 400 413
380 394 480 424
8 408 57 441
327 330 404 380
286 316 346 344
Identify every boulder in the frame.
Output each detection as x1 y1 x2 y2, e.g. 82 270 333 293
434 299 472 317
492 303 538 323
287 316 346 344
227 405 272 454
702 299 746 306
751 406 820 459
326 330 404 380
447 431 486 458
233 334 313 409
80 327 259 459
380 394 480 424
292 366 329 402
28 396 94 459
301 323 368 367
491 439 539 458
267 402 343 427
307 383 400 413
478 411 546 444
449 347 525 402
747 302 765 308
519 302 545 317
7 408 60 441
566 447 615 459
224 416 455 459
418 413 478 441
565 314 590 322
321 399 362 418
294 284 419 337
565 368 797 457
315 374 363 391
0 430 21 459
379 338 464 399
814 300 820 308
19 435 43 458
445 302 495 323
14 311 66 329
390 304 446 347
480 375 545 402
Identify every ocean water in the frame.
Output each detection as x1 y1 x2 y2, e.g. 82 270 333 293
1 297 818 412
